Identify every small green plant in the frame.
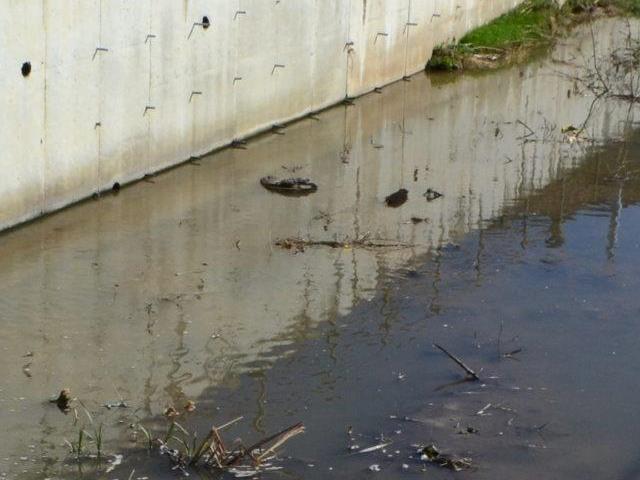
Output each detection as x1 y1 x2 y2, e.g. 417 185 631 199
165 421 197 458
64 401 105 458
136 423 154 451
95 423 103 458
65 427 88 457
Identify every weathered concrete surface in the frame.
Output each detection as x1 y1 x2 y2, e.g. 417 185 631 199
0 0 528 231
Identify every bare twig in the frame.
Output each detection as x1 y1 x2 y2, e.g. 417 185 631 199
276 237 413 252
253 423 306 463
226 423 305 466
433 344 480 381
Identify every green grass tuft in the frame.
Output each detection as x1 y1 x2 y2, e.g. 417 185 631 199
460 0 557 50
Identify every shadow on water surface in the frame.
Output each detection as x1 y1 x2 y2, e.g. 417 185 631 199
1 17 640 480
124 126 640 480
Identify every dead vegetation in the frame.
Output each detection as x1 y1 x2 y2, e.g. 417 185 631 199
48 391 305 478
152 418 305 476
420 444 474 472
275 235 414 254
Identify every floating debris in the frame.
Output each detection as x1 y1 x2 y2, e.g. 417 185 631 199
50 388 73 412
385 188 408 207
105 454 124 473
424 188 443 201
410 217 429 224
502 348 523 359
275 236 412 254
420 444 473 472
229 467 261 478
368 464 381 472
104 400 129 410
476 403 492 416
357 442 392 454
260 176 318 196
163 406 180 418
433 343 480 381
184 400 196 413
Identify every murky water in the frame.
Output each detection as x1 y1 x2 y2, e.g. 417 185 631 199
1 18 640 480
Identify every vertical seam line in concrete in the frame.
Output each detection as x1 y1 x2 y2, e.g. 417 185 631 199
345 0 353 98
147 0 152 174
403 0 411 77
97 0 103 193
310 0 317 110
42 0 48 214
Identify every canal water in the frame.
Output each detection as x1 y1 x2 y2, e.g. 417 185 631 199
1 18 639 480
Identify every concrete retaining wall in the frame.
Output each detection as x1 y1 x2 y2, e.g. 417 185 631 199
0 0 526 231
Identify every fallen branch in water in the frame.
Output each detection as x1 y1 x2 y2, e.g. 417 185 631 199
189 416 244 466
276 236 413 253
433 344 480 381
225 422 306 466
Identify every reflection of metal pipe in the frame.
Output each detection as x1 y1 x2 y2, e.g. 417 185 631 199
606 182 623 261
521 198 530 250
475 201 485 286
165 301 190 405
546 177 566 248
250 371 267 435
607 139 629 260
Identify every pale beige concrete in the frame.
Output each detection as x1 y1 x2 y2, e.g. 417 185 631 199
1 0 541 231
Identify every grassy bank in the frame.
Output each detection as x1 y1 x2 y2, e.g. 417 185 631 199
427 0 640 71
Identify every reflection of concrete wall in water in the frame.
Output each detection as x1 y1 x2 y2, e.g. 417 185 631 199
0 19 632 466
0 0 530 230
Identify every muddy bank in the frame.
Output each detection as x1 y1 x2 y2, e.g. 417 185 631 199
0 17 639 480
427 0 640 72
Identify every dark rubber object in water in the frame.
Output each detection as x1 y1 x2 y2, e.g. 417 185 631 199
260 176 318 196
385 188 408 207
